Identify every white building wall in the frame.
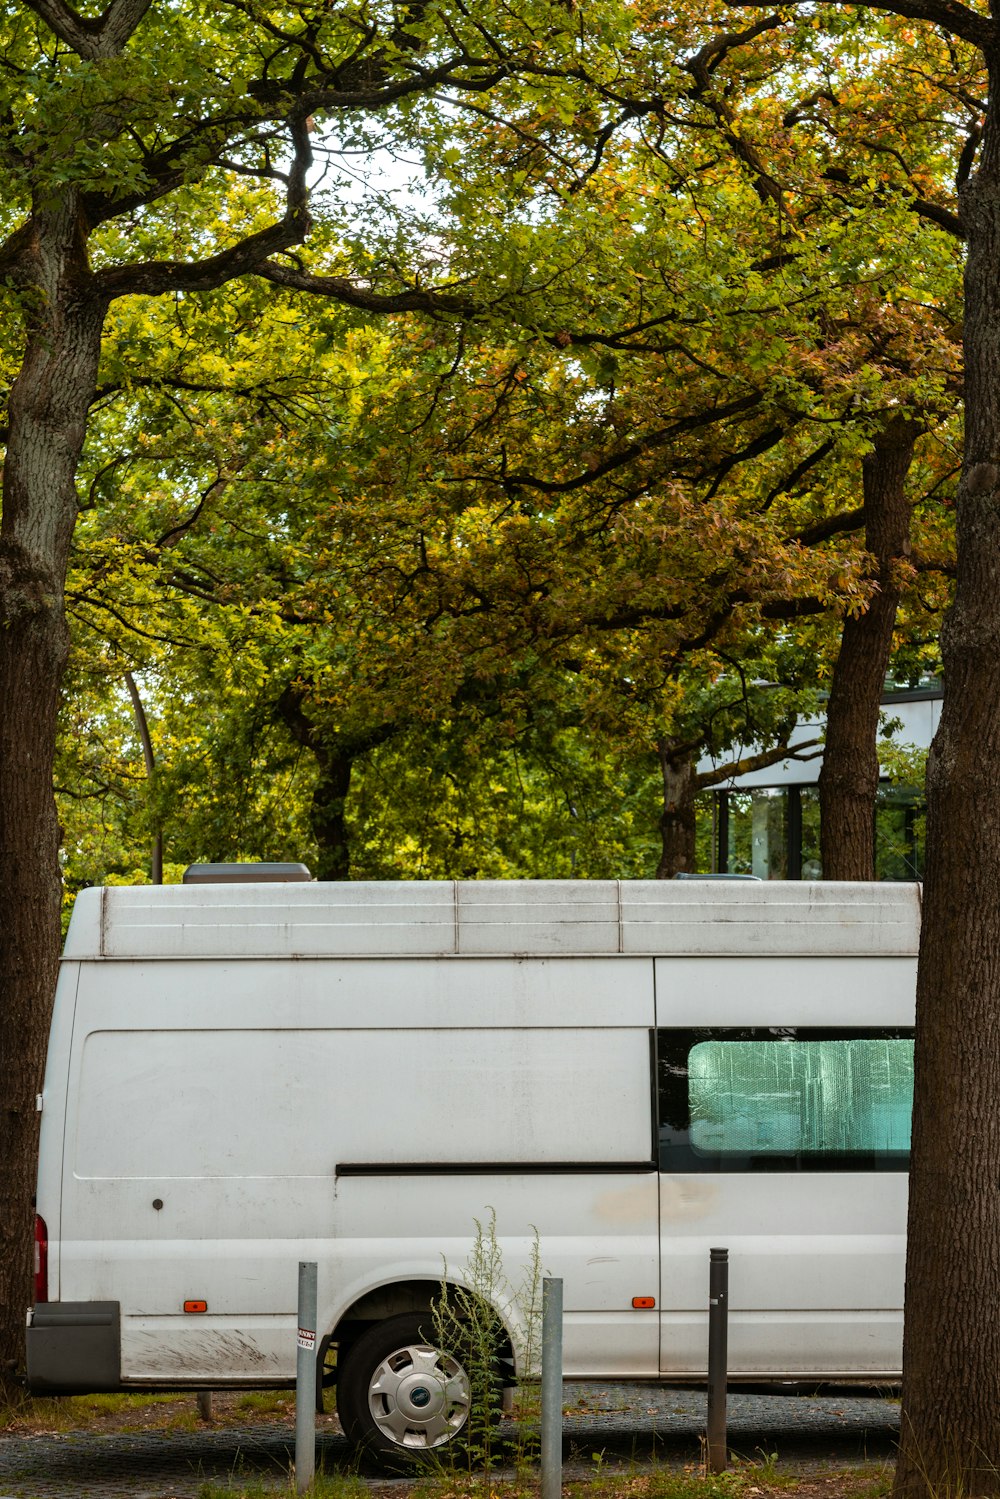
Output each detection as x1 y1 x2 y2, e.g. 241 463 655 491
697 691 942 790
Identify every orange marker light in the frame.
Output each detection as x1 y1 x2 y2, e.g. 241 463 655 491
632 1296 656 1309
183 1300 208 1314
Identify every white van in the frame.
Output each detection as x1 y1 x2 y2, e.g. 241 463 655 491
28 876 918 1459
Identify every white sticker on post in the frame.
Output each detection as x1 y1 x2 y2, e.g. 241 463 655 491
297 1327 317 1351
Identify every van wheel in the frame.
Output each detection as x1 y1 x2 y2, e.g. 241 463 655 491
337 1313 472 1464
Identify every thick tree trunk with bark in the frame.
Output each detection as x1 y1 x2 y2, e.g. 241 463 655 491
894 90 1000 1499
818 418 916 880
0 0 456 1397
656 744 697 877
0 197 105 1390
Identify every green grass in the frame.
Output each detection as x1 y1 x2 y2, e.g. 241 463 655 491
0 1390 178 1431
163 1408 202 1432
236 1391 295 1416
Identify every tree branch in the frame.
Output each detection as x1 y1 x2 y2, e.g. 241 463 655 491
94 117 313 300
792 507 866 547
155 467 243 551
252 259 478 314
468 394 765 499
23 0 154 58
0 222 36 284
729 0 995 51
824 165 965 238
697 735 824 790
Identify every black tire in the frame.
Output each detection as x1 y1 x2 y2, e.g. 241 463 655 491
337 1313 473 1467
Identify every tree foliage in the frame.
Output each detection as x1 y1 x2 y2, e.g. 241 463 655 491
0 0 981 1467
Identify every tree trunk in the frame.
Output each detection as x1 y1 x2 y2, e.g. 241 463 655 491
818 418 916 880
893 92 1000 1499
0 196 105 1389
277 685 402 882
124 671 163 884
656 745 697 877
311 751 353 881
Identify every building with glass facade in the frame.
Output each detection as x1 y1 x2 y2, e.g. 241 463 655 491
698 685 941 880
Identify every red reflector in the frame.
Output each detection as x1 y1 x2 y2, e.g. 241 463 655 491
632 1296 655 1309
184 1300 208 1314
34 1215 48 1304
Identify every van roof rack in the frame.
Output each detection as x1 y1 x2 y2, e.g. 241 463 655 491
182 862 312 884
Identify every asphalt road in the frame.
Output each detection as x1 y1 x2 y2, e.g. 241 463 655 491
0 1385 900 1498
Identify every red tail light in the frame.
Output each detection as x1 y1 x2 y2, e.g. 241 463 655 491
34 1215 48 1303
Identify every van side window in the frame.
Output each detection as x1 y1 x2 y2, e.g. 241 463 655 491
656 1028 913 1173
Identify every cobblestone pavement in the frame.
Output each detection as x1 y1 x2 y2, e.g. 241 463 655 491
0 1386 900 1499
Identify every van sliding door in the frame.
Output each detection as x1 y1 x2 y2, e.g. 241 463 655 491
655 955 914 1380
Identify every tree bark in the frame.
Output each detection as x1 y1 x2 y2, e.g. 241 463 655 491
818 418 917 880
0 194 106 1390
894 82 1000 1498
656 744 697 877
310 750 354 881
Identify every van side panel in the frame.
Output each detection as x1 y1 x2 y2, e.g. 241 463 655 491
36 881 922 1395
61 955 659 1383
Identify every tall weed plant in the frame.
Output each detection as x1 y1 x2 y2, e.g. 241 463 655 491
431 1210 542 1479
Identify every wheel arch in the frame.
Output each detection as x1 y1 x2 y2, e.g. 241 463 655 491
321 1277 518 1392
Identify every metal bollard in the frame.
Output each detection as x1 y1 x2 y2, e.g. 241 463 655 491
706 1247 729 1474
541 1277 564 1499
296 1261 318 1493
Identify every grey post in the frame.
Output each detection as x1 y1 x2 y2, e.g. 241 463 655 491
706 1247 729 1474
541 1276 563 1499
296 1260 318 1493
